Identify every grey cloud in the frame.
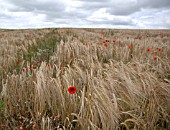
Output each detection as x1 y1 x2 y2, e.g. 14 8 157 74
6 0 66 14
139 0 170 9
77 0 170 16
96 20 135 26
73 1 138 16
76 1 109 11
5 0 69 24
43 9 89 24
74 0 110 2
107 5 140 16
87 18 135 26
6 0 89 22
107 0 170 15
0 12 13 19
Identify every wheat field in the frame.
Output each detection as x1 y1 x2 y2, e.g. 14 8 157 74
0 28 170 130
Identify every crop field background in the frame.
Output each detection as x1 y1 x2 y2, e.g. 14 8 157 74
0 28 170 130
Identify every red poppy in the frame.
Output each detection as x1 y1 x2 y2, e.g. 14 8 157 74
47 63 51 67
1 124 6 128
157 48 161 51
33 66 36 69
20 126 24 130
104 43 108 47
105 40 110 42
16 61 20 64
68 86 77 94
30 65 36 69
32 124 37 129
147 48 151 52
128 45 131 49
133 63 137 67
23 68 28 72
153 57 157 61
60 66 64 69
54 115 61 120
112 40 116 42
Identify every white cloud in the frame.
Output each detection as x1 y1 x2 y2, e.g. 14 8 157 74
87 8 112 21
131 8 170 29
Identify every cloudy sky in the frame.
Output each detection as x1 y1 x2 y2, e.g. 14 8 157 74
0 0 170 29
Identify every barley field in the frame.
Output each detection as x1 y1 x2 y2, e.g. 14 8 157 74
0 28 170 130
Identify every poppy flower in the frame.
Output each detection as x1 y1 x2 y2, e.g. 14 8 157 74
47 63 51 67
147 48 151 52
157 48 161 51
153 57 157 61
16 61 20 65
32 124 37 129
30 65 36 69
105 40 110 42
128 45 131 49
60 66 64 69
133 63 137 67
1 124 6 128
68 86 77 94
54 115 61 120
104 43 108 47
33 66 36 69
112 40 116 42
20 126 24 130
23 68 28 72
